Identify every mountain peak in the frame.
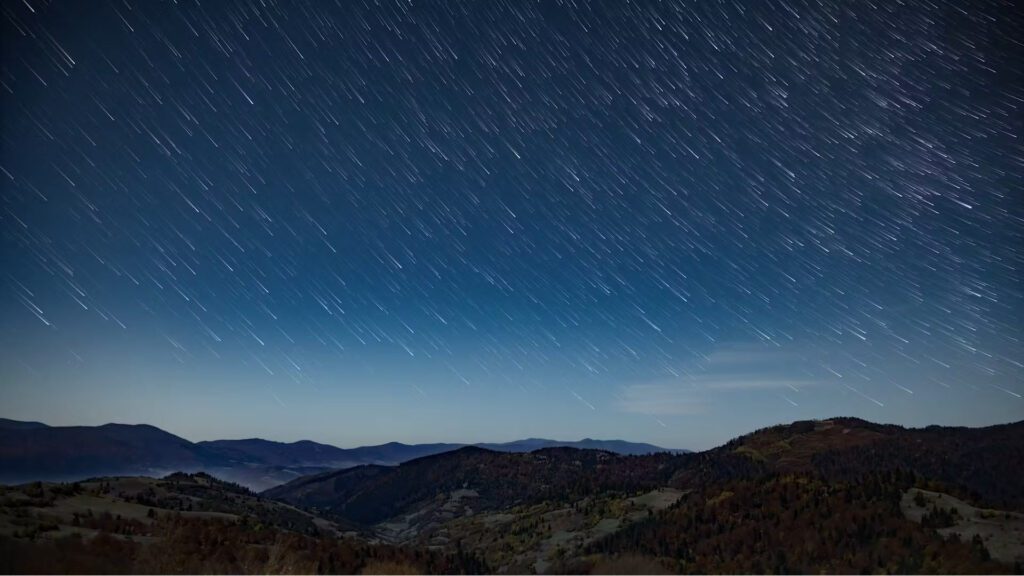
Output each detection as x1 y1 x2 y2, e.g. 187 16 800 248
0 418 49 430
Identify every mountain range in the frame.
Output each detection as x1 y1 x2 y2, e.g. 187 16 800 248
0 417 685 491
2 416 1021 574
264 417 1024 528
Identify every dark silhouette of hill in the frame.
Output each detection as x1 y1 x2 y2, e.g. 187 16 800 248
265 418 1024 536
264 446 680 525
808 419 1024 511
0 418 49 431
0 422 213 483
1 417 1021 574
197 438 366 467
669 417 1024 511
557 418 1024 573
200 437 682 466
478 437 686 455
0 418 683 491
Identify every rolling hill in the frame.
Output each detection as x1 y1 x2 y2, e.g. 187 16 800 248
0 419 683 491
0 422 214 483
0 472 483 574
263 446 681 526
1 417 1021 574
262 417 1024 573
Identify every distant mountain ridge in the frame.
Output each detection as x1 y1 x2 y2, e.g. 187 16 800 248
0 418 685 490
0 418 49 430
264 417 1024 534
198 437 684 467
0 421 218 484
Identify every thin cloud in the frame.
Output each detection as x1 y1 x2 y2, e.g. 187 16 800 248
616 344 817 415
700 377 811 391
616 384 707 415
700 344 801 368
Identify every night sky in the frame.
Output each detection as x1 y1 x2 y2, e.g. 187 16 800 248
1 0 1021 450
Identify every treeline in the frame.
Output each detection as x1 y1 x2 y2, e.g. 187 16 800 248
0 514 488 574
578 471 1014 574
667 418 1024 513
810 424 1024 511
279 448 685 526
161 472 255 497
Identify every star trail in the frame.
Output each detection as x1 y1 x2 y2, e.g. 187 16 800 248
1 0 1021 448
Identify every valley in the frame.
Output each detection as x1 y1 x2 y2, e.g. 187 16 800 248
2 417 1022 573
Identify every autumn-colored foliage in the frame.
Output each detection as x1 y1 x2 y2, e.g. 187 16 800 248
588 471 1012 574
0 514 487 574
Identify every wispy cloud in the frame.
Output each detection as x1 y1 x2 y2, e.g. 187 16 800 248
616 384 707 415
700 344 801 369
615 344 817 416
698 376 809 391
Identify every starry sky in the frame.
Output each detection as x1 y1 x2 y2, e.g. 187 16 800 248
1 0 1021 450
